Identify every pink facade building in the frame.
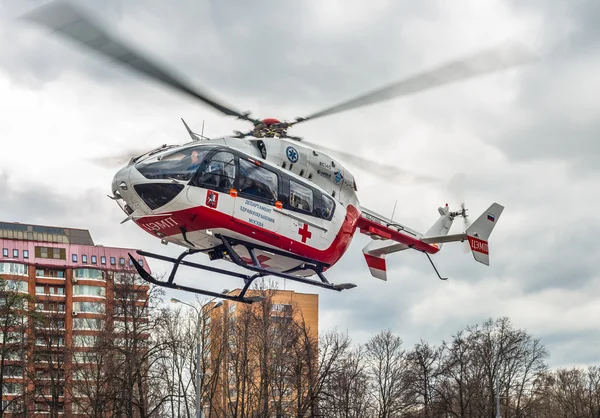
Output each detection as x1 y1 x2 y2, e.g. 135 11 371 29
0 221 150 416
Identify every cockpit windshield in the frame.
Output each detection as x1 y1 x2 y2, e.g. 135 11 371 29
136 146 212 181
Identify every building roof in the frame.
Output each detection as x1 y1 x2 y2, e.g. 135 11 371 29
0 221 94 246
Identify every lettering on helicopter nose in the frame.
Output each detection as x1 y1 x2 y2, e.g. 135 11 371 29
140 217 179 232
468 236 489 255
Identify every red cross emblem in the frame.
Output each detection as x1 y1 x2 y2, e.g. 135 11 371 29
297 223 312 243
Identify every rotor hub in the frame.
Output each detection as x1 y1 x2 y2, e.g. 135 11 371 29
253 118 288 138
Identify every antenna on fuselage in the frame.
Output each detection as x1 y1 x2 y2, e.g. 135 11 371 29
390 200 398 221
181 118 209 141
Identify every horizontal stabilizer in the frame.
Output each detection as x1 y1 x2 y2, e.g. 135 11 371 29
421 233 467 245
362 240 409 281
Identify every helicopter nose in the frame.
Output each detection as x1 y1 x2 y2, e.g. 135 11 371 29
111 166 131 199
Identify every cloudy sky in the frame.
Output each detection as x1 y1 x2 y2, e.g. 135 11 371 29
1 0 599 369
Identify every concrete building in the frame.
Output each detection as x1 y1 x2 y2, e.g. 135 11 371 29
0 221 149 416
207 289 319 417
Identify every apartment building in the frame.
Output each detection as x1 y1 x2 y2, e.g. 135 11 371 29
0 221 149 416
207 289 318 417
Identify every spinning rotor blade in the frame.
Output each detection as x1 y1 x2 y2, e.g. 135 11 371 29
90 146 154 167
23 1 257 124
291 42 536 126
302 141 440 184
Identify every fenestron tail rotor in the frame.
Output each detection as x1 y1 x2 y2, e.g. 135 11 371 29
447 173 471 252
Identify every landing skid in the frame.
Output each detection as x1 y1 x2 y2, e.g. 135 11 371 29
128 234 356 304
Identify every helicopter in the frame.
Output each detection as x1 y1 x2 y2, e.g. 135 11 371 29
22 2 528 304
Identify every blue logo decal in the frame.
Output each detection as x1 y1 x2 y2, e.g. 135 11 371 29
334 170 343 184
286 146 299 163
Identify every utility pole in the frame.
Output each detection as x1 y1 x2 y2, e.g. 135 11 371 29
494 337 523 418
171 294 227 418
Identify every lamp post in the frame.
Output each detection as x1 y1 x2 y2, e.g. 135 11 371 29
171 292 228 418
494 338 523 418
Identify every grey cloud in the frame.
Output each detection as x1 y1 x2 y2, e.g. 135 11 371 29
2 0 600 370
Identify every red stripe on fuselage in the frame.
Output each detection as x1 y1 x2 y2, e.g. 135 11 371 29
357 217 440 254
134 205 361 266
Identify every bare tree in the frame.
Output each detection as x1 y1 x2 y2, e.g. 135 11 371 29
0 277 33 416
155 305 197 418
69 321 117 418
365 330 413 418
538 366 600 417
320 344 370 418
27 295 71 417
106 270 170 418
405 340 445 418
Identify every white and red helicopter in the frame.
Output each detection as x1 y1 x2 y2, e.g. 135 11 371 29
25 2 532 303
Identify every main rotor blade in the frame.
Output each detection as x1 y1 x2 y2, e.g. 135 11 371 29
292 42 536 125
22 1 257 124
302 141 440 185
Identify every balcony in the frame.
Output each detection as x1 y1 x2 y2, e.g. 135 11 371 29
35 268 66 280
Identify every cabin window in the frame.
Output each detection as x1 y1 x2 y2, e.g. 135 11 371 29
320 195 335 220
289 180 313 213
238 159 278 202
196 152 236 191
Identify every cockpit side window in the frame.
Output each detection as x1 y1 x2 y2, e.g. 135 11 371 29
136 146 211 181
289 180 313 213
195 152 236 191
238 159 278 202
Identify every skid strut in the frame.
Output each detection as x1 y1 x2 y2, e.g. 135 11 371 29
128 235 356 304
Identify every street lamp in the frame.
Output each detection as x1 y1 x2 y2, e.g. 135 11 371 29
494 337 523 418
171 290 229 418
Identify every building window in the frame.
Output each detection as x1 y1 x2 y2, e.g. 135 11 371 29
73 285 106 298
119 258 125 266
82 255 88 264
35 246 66 260
23 250 29 259
73 318 103 330
101 256 106 265
2 248 7 257
73 269 103 280
36 285 45 294
72 254 78 262
0 262 27 276
91 255 97 264
35 269 65 279
4 279 28 293
73 301 104 314
110 257 116 266
51 286 65 295
139 259 144 267
12 249 18 258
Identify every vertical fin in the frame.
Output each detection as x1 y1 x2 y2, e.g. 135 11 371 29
466 203 504 265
